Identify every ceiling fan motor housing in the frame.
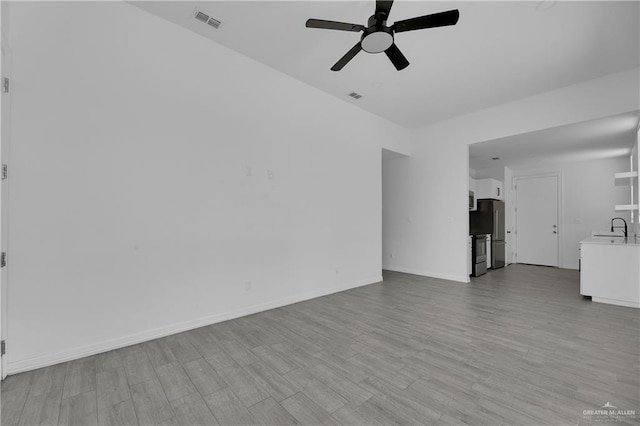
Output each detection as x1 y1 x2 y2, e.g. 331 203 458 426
361 18 394 54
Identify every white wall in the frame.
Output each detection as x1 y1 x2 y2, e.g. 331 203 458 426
633 132 640 284
0 0 9 380
382 135 470 282
382 69 639 282
5 2 410 373
632 133 640 234
474 167 505 181
506 157 632 270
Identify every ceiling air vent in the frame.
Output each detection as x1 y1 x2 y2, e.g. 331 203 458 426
207 17 222 29
194 10 222 29
348 92 363 99
194 11 210 23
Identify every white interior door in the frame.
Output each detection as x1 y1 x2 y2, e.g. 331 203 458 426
515 175 559 267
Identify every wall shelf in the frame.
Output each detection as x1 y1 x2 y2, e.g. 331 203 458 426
614 204 639 211
614 171 639 179
614 171 639 187
614 168 637 208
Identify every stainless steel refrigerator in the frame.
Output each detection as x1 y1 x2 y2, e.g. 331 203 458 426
470 199 505 269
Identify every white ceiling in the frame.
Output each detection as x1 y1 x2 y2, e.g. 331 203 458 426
469 111 640 171
133 1 639 129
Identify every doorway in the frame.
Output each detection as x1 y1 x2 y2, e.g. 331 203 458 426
514 174 560 267
381 148 409 272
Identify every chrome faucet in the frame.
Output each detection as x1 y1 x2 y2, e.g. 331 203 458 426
610 217 628 239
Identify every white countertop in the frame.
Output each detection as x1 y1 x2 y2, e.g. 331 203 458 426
580 236 640 246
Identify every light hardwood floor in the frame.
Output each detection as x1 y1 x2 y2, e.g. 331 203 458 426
2 264 639 425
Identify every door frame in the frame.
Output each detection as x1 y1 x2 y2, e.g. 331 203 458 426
513 172 563 268
1 0 10 379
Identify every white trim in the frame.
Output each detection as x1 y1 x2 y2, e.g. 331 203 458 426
591 297 640 309
5 275 381 375
383 266 469 283
513 172 563 267
0 1 11 380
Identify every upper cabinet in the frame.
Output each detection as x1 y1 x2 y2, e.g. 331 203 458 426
476 178 504 200
469 177 477 210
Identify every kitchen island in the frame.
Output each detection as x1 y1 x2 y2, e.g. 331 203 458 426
580 236 640 308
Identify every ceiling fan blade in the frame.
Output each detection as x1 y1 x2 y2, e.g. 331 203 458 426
331 42 362 71
393 9 459 33
375 1 394 18
306 19 365 32
385 43 409 71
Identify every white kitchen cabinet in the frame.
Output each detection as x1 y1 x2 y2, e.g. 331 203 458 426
580 237 640 308
469 177 477 210
476 178 503 200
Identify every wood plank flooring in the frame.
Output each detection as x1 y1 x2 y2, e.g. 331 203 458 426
2 264 639 425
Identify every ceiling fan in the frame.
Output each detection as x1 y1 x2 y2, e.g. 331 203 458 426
305 0 459 71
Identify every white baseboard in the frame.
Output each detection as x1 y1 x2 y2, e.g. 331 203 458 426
383 266 469 283
512 261 579 271
6 275 382 375
592 296 640 309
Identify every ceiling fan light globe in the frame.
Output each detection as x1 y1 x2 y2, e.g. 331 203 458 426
361 31 393 53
